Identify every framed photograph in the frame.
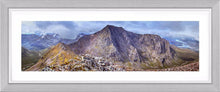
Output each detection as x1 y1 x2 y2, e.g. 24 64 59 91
1 0 220 92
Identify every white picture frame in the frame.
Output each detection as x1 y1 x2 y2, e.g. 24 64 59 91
9 9 211 83
1 0 220 92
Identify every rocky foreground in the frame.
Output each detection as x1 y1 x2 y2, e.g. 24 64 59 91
146 62 199 71
39 54 199 71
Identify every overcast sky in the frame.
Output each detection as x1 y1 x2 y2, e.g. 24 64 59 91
22 21 199 40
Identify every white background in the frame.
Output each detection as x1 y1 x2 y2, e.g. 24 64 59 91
9 9 211 83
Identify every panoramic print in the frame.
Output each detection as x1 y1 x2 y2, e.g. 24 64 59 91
22 21 199 71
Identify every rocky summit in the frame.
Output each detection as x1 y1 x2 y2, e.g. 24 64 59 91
26 25 199 71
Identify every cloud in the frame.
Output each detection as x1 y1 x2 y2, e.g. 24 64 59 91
43 24 72 38
22 21 41 34
148 21 185 31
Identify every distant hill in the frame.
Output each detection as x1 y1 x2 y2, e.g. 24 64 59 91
22 33 87 51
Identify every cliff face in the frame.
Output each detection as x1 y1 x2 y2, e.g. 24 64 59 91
69 25 176 66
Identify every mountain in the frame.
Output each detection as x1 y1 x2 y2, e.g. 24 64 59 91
69 25 177 66
26 25 199 71
22 33 77 51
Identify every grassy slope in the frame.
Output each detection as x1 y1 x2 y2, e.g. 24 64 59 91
22 47 40 70
22 47 50 71
168 45 199 67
